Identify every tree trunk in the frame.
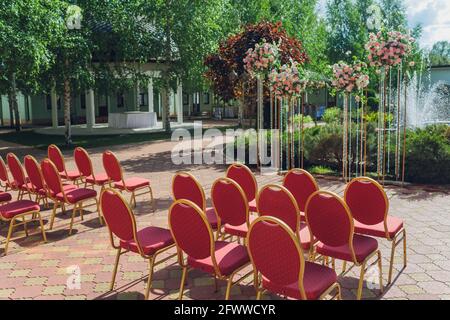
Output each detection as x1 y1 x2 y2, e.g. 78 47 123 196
63 78 72 145
9 73 21 131
163 0 172 133
7 92 15 129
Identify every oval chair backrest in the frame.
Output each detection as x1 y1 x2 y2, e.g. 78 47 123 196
283 169 319 212
7 153 26 187
74 147 93 178
211 177 248 227
100 189 136 242
172 172 205 211
24 155 45 192
0 156 9 183
41 159 63 196
226 163 257 202
48 144 65 173
169 199 213 260
102 151 123 182
305 191 353 247
257 184 299 233
344 177 388 226
248 216 304 289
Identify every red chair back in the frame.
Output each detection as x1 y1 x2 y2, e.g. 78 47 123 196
0 156 10 184
24 155 45 192
100 189 136 243
344 177 388 226
169 199 213 260
74 147 93 178
283 169 319 212
41 159 63 196
172 172 205 210
226 163 257 202
305 191 353 247
7 153 27 187
102 150 123 182
48 144 66 173
211 177 248 227
257 184 299 232
248 216 303 288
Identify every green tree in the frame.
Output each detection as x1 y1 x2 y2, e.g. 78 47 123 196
379 0 408 31
0 0 61 131
430 41 450 66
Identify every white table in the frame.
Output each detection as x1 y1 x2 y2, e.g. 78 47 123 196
108 112 157 129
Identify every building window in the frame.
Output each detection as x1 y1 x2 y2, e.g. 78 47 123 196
57 97 61 110
139 90 148 106
117 92 124 108
46 94 51 110
80 94 86 109
183 93 188 105
203 92 210 105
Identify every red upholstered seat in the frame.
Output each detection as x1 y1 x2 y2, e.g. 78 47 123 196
120 226 174 255
56 188 97 204
86 173 110 185
205 207 218 229
248 199 257 212
0 192 12 203
262 261 337 300
0 200 40 219
316 234 378 263
187 241 249 276
48 184 77 197
61 170 81 180
298 223 312 250
114 177 150 191
224 215 256 238
354 216 404 239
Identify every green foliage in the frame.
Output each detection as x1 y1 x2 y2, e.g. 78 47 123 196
291 114 313 124
322 107 342 123
405 125 450 184
429 41 450 66
309 165 335 175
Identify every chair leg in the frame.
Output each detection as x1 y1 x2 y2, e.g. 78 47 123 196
225 275 234 300
144 256 155 300
388 237 396 285
110 248 121 291
95 198 103 225
4 218 16 256
377 250 383 294
214 276 219 293
403 230 407 267
148 186 155 212
37 212 47 243
342 261 347 273
356 262 367 300
179 266 188 300
22 216 28 237
69 204 78 235
49 202 59 230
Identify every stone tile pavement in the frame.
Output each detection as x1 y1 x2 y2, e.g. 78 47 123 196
0 137 449 300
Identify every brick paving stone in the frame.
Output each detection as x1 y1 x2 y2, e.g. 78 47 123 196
0 138 449 300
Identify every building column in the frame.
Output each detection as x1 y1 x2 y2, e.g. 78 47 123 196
177 81 183 124
188 92 193 117
51 88 58 128
135 81 140 111
148 79 154 113
86 89 95 129
161 88 168 130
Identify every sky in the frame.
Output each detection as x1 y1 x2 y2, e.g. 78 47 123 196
317 0 450 49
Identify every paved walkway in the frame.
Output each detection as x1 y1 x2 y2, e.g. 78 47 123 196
0 138 449 300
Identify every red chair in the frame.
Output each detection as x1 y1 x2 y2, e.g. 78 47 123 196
172 171 218 230
283 168 319 221
100 188 175 299
7 153 31 201
102 150 154 210
305 190 383 300
41 158 100 235
74 147 110 190
226 163 258 212
24 155 49 207
247 216 341 300
48 144 82 185
211 177 253 241
0 199 47 255
169 199 252 300
0 156 12 191
0 192 12 204
344 177 406 284
256 184 311 251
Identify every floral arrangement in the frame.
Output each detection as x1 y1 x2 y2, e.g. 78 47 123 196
269 61 305 99
331 61 370 102
243 41 280 77
366 30 415 68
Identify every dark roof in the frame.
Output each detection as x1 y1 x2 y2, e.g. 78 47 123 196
430 65 450 69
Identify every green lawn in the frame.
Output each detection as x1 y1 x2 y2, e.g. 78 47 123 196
0 126 238 150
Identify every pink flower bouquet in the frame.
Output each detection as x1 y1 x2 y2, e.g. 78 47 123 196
331 61 370 94
243 41 280 77
365 31 415 68
269 61 305 100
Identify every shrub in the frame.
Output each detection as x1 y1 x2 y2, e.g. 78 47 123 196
322 107 342 124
